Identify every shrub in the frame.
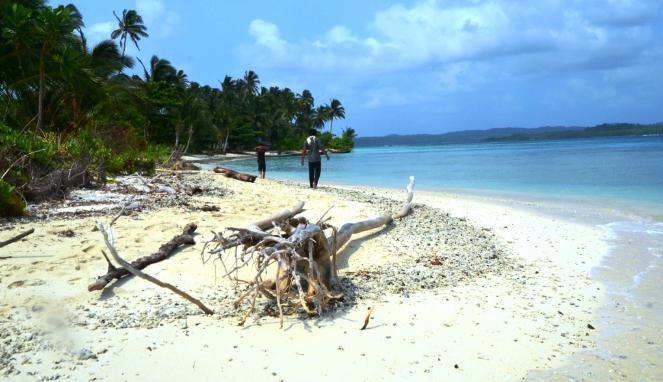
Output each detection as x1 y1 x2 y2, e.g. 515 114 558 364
0 179 25 217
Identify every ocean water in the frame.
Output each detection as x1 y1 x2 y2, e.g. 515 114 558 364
207 135 663 219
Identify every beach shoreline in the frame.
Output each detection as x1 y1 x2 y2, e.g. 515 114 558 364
1 171 658 381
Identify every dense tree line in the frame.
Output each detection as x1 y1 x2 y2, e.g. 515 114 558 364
0 1 354 215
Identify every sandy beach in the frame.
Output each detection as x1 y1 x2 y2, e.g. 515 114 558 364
0 171 650 381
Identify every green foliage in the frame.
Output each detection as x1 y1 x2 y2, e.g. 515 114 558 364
0 0 350 207
0 179 25 217
106 145 170 175
0 123 57 164
320 128 356 151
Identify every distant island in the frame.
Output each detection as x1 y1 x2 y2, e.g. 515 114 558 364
355 123 663 147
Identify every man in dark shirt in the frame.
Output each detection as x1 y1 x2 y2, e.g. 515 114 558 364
255 142 267 179
300 128 329 189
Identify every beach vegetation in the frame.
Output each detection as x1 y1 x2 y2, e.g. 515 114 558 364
0 179 25 217
0 0 352 209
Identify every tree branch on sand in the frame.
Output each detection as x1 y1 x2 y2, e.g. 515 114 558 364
0 228 35 249
94 222 213 315
88 223 197 291
204 176 415 327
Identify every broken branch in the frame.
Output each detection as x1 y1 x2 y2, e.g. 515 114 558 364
0 228 35 249
96 222 213 315
88 223 197 291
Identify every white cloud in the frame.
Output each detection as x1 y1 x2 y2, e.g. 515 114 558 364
136 0 164 24
237 0 663 126
86 21 114 43
240 0 660 75
249 19 286 53
136 0 179 37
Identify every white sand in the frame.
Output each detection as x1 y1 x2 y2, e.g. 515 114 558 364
0 176 610 381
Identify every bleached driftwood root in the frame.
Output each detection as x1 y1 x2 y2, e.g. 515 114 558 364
96 222 213 315
204 176 415 326
334 176 415 249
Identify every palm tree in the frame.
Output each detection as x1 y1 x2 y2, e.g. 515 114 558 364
137 55 176 83
90 39 134 78
313 105 330 129
328 98 345 134
242 70 260 96
34 5 77 132
111 9 148 57
61 4 85 52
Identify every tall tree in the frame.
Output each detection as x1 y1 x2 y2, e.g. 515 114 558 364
34 5 77 132
242 70 260 96
111 9 148 57
314 104 330 129
328 98 345 133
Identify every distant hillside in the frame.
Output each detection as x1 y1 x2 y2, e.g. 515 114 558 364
355 123 661 146
484 123 663 142
355 126 583 146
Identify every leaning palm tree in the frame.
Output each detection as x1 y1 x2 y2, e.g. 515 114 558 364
63 3 86 52
328 98 345 134
90 39 134 78
111 9 148 57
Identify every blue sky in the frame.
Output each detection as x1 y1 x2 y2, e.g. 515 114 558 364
57 0 663 136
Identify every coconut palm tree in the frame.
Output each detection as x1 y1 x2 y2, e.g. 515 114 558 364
111 9 148 57
328 98 345 133
313 105 330 129
34 5 78 131
243 70 260 96
90 39 134 78
136 55 176 83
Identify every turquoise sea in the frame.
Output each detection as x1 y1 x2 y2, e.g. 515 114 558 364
207 135 663 219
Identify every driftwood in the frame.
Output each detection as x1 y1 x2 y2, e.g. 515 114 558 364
96 222 213 314
88 223 197 291
0 228 35 249
213 167 256 183
361 306 375 330
334 176 415 250
204 176 416 326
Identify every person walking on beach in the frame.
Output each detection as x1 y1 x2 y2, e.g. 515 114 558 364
255 141 267 179
301 128 329 189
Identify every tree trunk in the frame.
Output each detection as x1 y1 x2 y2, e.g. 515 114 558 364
213 166 256 183
174 121 181 148
222 130 230 154
37 44 46 133
144 121 150 145
183 123 193 153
